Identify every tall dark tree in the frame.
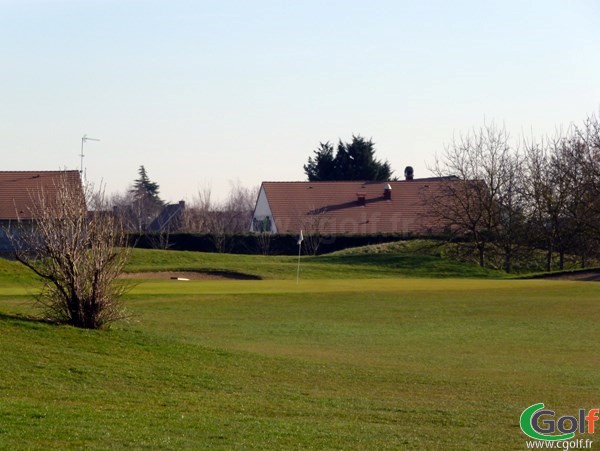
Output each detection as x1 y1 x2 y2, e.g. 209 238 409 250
131 165 163 205
129 165 164 232
303 135 393 181
335 135 393 180
303 142 336 181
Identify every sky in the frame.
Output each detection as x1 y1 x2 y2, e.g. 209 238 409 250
1 0 599 204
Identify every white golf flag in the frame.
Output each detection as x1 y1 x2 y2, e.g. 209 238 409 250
297 230 303 245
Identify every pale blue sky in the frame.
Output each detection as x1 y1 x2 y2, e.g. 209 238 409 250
1 0 599 203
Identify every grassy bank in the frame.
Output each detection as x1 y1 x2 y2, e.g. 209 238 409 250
125 246 502 280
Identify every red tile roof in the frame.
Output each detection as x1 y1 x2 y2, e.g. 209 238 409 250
261 179 448 235
0 171 83 220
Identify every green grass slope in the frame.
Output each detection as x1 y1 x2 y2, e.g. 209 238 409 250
0 257 34 285
0 239 503 284
126 244 502 280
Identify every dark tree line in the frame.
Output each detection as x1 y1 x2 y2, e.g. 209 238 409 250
304 135 393 181
428 114 600 272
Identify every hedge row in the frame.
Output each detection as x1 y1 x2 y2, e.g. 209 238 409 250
127 232 442 255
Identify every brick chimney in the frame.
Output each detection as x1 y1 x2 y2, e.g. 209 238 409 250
356 192 366 206
383 183 392 200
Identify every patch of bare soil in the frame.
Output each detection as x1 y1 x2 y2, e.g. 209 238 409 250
119 271 260 280
532 269 600 282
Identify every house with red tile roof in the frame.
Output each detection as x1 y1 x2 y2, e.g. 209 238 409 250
250 176 453 236
0 170 83 251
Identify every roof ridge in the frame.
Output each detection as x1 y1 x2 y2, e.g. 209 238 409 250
262 179 441 184
263 180 385 183
0 170 80 174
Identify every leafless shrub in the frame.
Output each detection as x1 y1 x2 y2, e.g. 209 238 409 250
254 231 272 255
145 230 174 250
9 175 131 329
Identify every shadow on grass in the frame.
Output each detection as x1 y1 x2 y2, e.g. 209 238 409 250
0 311 53 326
523 267 600 281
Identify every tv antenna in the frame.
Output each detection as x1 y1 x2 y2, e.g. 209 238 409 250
80 134 100 180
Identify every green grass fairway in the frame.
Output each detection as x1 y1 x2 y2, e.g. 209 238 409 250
1 274 599 449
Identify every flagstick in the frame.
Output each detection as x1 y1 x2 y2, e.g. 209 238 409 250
296 230 303 284
296 241 301 284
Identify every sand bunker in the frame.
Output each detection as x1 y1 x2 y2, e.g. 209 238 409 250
531 269 600 282
120 271 260 281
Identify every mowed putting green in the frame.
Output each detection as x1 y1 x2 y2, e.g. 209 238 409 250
1 273 600 449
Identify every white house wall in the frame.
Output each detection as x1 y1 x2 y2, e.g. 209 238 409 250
250 185 277 233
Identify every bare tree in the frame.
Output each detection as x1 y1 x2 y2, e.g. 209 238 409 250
574 113 600 257
524 134 580 271
428 122 519 268
185 181 258 252
109 190 132 231
222 180 258 232
179 185 212 232
9 175 130 329
493 149 528 272
558 135 598 267
204 211 232 253
428 114 600 272
299 206 330 255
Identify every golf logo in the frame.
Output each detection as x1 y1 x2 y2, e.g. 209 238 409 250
520 403 597 443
